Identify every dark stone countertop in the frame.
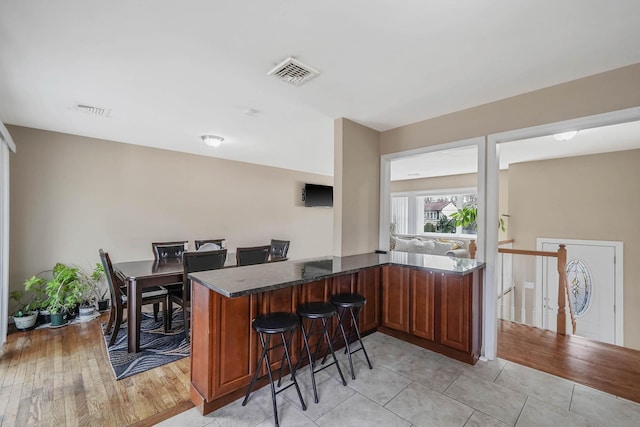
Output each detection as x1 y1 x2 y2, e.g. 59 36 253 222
189 251 485 298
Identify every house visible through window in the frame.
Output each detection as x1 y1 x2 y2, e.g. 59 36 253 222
391 188 477 236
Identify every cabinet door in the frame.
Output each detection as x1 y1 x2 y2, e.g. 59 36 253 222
214 293 258 396
381 266 410 332
410 269 435 341
357 267 381 334
439 273 470 352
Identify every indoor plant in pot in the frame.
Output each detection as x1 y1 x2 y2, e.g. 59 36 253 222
79 263 106 316
45 263 83 326
9 290 38 330
23 274 50 324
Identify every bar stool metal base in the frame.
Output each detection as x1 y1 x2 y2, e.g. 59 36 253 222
296 302 347 404
325 293 373 380
242 312 306 427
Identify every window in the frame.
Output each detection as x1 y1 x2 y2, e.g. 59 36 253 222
391 188 477 236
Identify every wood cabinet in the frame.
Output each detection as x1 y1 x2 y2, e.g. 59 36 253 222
381 266 410 333
439 273 470 352
357 267 381 334
189 260 482 415
379 265 483 364
410 269 435 341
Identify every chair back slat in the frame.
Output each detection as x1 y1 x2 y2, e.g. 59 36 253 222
99 249 124 312
236 245 271 266
152 241 187 259
195 239 225 250
270 239 290 258
182 249 227 300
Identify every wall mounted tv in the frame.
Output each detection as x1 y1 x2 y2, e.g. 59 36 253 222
304 183 333 207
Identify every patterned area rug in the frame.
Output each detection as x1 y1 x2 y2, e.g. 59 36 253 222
103 309 190 380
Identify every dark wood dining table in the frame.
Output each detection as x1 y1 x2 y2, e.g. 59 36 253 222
113 253 285 353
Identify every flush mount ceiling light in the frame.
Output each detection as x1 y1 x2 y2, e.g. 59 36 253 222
202 135 224 147
553 130 579 141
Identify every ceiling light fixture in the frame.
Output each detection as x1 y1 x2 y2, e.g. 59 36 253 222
202 135 224 147
553 130 578 141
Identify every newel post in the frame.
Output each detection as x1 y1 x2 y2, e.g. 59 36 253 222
557 244 567 335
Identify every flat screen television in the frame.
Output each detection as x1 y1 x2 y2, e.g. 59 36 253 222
304 183 333 207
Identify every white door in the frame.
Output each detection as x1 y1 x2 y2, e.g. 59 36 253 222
537 238 623 345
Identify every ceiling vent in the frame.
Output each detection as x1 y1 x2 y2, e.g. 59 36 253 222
74 104 111 117
267 57 320 86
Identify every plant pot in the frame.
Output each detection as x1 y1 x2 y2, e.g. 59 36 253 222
97 299 109 312
50 312 67 327
79 306 95 320
13 312 38 330
66 304 79 319
37 309 51 325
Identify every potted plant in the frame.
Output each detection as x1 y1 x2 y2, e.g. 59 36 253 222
9 290 38 330
451 205 509 232
77 263 105 319
45 263 83 326
23 274 50 324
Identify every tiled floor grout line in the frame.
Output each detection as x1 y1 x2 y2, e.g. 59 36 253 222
512 395 529 427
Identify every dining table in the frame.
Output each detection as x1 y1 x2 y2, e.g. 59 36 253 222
113 253 285 353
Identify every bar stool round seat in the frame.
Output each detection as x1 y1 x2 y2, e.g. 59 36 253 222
296 302 347 404
297 301 337 319
253 312 299 334
327 293 373 380
330 293 366 308
242 312 306 427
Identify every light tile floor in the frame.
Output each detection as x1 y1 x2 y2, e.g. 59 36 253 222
157 333 640 427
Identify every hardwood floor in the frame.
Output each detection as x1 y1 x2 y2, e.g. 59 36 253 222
0 314 191 426
498 319 640 404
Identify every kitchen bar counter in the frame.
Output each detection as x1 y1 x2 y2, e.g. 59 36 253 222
189 251 484 298
189 251 484 415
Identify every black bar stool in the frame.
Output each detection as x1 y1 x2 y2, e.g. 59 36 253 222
242 312 306 427
326 293 373 379
295 302 347 404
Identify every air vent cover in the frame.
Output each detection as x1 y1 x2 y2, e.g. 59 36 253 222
74 104 110 117
267 57 320 86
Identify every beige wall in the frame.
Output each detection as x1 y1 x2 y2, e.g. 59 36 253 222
333 119 380 256
390 173 477 193
8 126 333 306
508 149 640 349
381 63 640 154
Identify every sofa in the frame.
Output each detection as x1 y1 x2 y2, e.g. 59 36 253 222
390 235 475 258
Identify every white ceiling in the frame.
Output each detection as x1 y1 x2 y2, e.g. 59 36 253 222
391 120 640 180
1 1 640 176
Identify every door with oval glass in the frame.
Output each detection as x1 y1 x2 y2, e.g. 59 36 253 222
536 238 623 345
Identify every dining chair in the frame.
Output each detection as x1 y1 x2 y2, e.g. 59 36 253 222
269 239 290 258
194 239 225 250
99 249 169 347
168 249 227 337
152 241 188 259
236 245 271 266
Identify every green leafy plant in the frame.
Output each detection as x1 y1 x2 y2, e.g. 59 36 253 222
451 206 477 229
451 205 509 232
45 263 85 314
423 222 436 232
78 263 106 306
9 290 36 317
23 275 49 311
